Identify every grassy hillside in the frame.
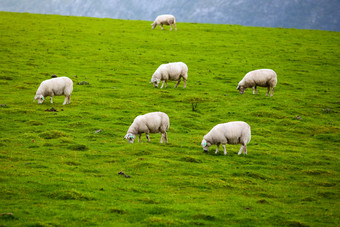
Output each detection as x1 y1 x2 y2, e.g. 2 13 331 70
0 12 339 226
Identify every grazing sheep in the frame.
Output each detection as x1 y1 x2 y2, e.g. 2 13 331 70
151 14 177 31
34 77 73 105
237 69 277 97
201 121 251 155
150 62 188 88
124 112 170 144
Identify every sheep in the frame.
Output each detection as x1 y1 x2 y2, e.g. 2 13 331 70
151 14 177 31
34 77 73 105
124 112 170 144
150 62 188 88
237 69 277 97
201 121 251 155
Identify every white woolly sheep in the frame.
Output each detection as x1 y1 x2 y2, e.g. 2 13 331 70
151 14 177 31
124 112 170 144
201 121 251 155
237 69 277 97
150 62 188 88
34 77 73 105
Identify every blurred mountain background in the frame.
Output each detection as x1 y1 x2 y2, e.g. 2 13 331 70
0 0 339 31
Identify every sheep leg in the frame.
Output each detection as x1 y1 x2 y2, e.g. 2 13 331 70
174 23 177 31
67 95 71 104
270 87 274 97
164 132 168 143
175 78 181 88
243 145 247 154
146 133 150 142
160 24 164 30
63 96 69 105
183 79 187 88
223 144 227 155
170 24 173 31
266 87 270 96
215 144 219 154
160 133 163 143
138 134 142 142
50 96 53 103
238 145 244 155
160 81 165 89
165 81 168 88
253 86 258 94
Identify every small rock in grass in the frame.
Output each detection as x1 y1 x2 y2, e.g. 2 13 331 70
125 175 131 178
77 81 89 85
296 116 302 120
95 129 102 134
322 108 332 113
118 171 124 175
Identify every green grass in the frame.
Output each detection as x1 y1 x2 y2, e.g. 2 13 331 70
0 11 339 226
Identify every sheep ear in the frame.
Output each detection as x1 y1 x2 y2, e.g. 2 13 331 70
236 85 239 90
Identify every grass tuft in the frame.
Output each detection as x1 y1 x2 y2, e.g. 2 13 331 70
39 130 68 139
67 144 88 151
47 190 94 201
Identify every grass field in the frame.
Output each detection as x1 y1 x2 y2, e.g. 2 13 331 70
0 12 339 226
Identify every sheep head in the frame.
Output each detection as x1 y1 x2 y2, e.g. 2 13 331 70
151 22 156 29
201 139 210 152
34 95 45 104
237 85 245 94
150 78 160 88
124 133 135 144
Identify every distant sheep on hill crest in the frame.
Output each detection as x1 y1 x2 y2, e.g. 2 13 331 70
152 14 177 31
